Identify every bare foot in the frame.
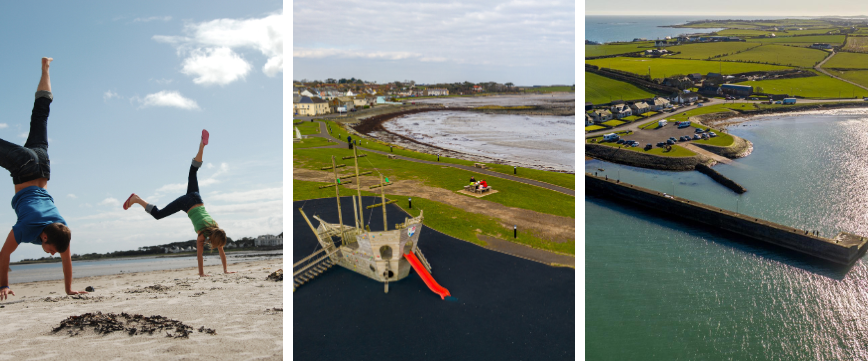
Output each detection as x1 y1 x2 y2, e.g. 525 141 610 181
42 57 52 71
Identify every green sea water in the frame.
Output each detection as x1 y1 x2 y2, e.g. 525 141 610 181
586 110 868 360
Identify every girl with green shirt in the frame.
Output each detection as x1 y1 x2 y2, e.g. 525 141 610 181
123 130 235 277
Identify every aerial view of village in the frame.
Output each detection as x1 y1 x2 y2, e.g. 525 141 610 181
293 1 575 359
586 1 868 359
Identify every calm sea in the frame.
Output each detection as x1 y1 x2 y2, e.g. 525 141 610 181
8 250 282 283
586 109 868 360
585 15 798 43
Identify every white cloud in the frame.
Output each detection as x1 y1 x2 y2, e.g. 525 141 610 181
206 187 281 203
0 123 7 129
67 194 77 199
138 91 200 110
98 197 119 206
181 47 251 86
134 16 172 23
154 10 283 84
150 78 174 85
103 90 121 102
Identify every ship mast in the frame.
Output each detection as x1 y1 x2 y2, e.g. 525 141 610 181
353 146 364 230
331 155 344 239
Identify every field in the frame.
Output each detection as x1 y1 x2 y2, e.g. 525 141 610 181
823 52 868 69
786 28 840 35
293 121 321 135
827 69 868 89
668 42 760 60
585 125 605 132
585 57 792 79
720 44 828 68
751 35 845 45
716 29 771 36
586 41 655 58
855 28 868 35
843 36 868 53
585 71 657 104
741 72 868 98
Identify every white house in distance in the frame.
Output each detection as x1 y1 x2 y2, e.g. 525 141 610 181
630 101 650 115
426 88 449 96
255 234 283 247
650 96 670 111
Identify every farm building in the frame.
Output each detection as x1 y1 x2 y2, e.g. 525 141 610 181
699 85 722 96
720 84 754 97
688 73 703 82
810 43 833 49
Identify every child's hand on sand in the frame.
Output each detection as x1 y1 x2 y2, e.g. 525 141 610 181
0 287 14 300
66 290 88 295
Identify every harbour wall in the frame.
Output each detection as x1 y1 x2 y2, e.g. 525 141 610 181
586 174 868 265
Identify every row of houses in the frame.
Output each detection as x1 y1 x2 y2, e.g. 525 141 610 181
586 97 672 125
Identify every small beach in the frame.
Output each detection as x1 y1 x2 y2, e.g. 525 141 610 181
0 258 283 360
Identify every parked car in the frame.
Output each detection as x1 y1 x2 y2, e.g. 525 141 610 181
709 132 717 137
657 142 666 147
697 103 704 107
645 144 652 150
617 139 625 144
695 128 704 133
693 134 701 140
750 97 758 100
666 139 675 145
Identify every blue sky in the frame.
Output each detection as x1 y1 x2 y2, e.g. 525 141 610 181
293 0 575 86
0 1 283 261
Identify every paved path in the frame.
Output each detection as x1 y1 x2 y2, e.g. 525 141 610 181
816 51 868 93
299 121 575 196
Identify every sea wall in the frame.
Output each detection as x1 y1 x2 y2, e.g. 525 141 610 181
695 163 746 193
585 143 711 171
586 174 868 265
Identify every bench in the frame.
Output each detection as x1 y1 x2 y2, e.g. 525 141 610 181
474 186 492 194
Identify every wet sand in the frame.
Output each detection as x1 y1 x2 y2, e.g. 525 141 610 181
0 259 283 360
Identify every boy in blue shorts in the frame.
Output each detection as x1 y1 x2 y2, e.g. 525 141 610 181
0 58 87 300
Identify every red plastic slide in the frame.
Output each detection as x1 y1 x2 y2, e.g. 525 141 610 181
404 252 451 300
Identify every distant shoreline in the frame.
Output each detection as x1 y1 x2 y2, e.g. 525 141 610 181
11 247 282 265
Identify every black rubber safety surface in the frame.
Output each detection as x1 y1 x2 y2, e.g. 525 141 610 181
293 197 575 360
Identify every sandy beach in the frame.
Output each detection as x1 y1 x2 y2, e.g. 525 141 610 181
0 259 283 360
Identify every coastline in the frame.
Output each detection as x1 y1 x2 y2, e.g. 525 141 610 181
353 106 576 173
0 258 282 359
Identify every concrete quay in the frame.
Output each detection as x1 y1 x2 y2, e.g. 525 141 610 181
586 173 868 266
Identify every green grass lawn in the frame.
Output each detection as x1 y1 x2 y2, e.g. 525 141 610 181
585 72 657 104
721 44 828 68
741 71 868 98
639 118 664 129
675 103 753 118
668 42 760 60
585 57 792 79
601 119 626 127
591 141 698 157
828 69 868 89
620 115 641 122
585 125 606 131
824 52 868 69
525 86 574 93
640 111 658 117
292 180 574 255
294 121 321 135
293 137 334 148
294 148 575 218
585 41 655 57
751 34 845 45
692 126 735 147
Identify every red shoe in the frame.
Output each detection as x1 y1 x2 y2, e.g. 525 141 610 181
123 193 136 210
201 129 210 145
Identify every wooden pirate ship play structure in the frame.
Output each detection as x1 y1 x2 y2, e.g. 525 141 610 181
294 147 450 299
